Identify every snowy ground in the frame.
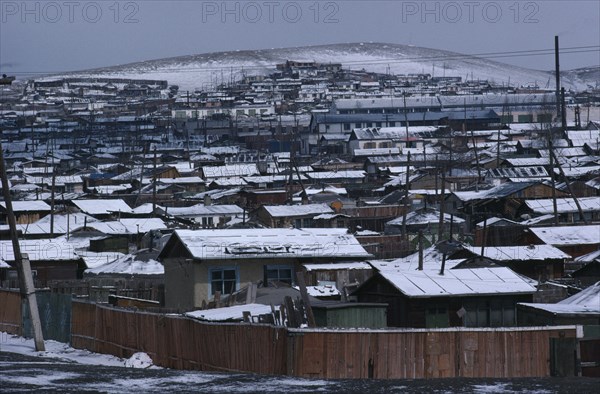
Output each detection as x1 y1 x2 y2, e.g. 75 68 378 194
37 43 593 91
0 331 152 368
1 332 597 393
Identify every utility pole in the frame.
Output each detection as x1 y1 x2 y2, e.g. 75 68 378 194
437 169 446 242
0 140 45 351
554 36 561 122
548 139 559 226
152 146 157 216
401 152 411 241
560 87 567 131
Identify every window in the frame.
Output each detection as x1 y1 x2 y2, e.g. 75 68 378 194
264 265 293 286
426 306 448 328
517 114 533 123
294 218 314 228
537 113 552 123
463 300 516 327
344 123 351 131
201 216 214 228
209 267 238 296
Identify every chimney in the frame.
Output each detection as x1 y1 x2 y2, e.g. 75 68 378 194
204 194 212 206
439 253 446 276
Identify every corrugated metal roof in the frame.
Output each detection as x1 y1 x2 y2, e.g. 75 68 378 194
530 225 600 246
525 197 600 214
378 266 536 298
0 200 51 212
519 282 600 315
264 203 333 218
465 245 570 261
72 199 133 215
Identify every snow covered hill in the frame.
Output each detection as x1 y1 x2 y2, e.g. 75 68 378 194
39 42 594 91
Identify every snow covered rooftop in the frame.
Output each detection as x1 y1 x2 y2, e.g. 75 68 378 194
465 245 571 261
519 282 600 315
452 182 538 202
163 228 371 260
305 170 366 180
377 266 536 298
294 284 340 297
0 240 80 262
185 303 274 322
202 163 259 179
525 197 600 214
0 200 51 212
161 204 243 217
303 262 372 271
263 203 333 218
0 213 98 236
86 254 164 275
74 218 167 235
530 225 600 246
387 209 465 226
298 185 347 196
72 199 133 215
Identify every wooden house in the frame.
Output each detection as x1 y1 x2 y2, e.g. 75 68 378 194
519 197 600 224
301 262 373 296
255 203 334 228
158 228 371 310
464 245 570 281
527 225 600 258
352 243 536 328
517 282 600 326
240 189 288 210
447 182 568 231
0 200 51 225
0 239 86 287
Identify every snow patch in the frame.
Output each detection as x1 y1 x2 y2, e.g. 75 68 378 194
1 332 133 368
125 352 155 369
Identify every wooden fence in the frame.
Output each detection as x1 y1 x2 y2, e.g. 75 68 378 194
0 290 585 379
68 301 580 379
0 289 21 335
70 301 288 374
286 328 577 379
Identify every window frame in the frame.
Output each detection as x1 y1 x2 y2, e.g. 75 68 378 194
208 266 239 298
264 264 294 286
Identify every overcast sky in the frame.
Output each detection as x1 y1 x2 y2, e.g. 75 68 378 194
1 0 598 76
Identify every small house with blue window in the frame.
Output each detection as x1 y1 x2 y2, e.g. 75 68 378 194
158 228 371 311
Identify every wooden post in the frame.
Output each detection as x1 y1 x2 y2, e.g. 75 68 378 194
438 169 447 242
440 253 447 276
152 146 157 216
418 230 424 270
0 141 45 351
283 296 298 328
295 272 316 328
401 152 411 241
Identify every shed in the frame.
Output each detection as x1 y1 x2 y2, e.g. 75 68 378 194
311 302 388 328
517 282 600 326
